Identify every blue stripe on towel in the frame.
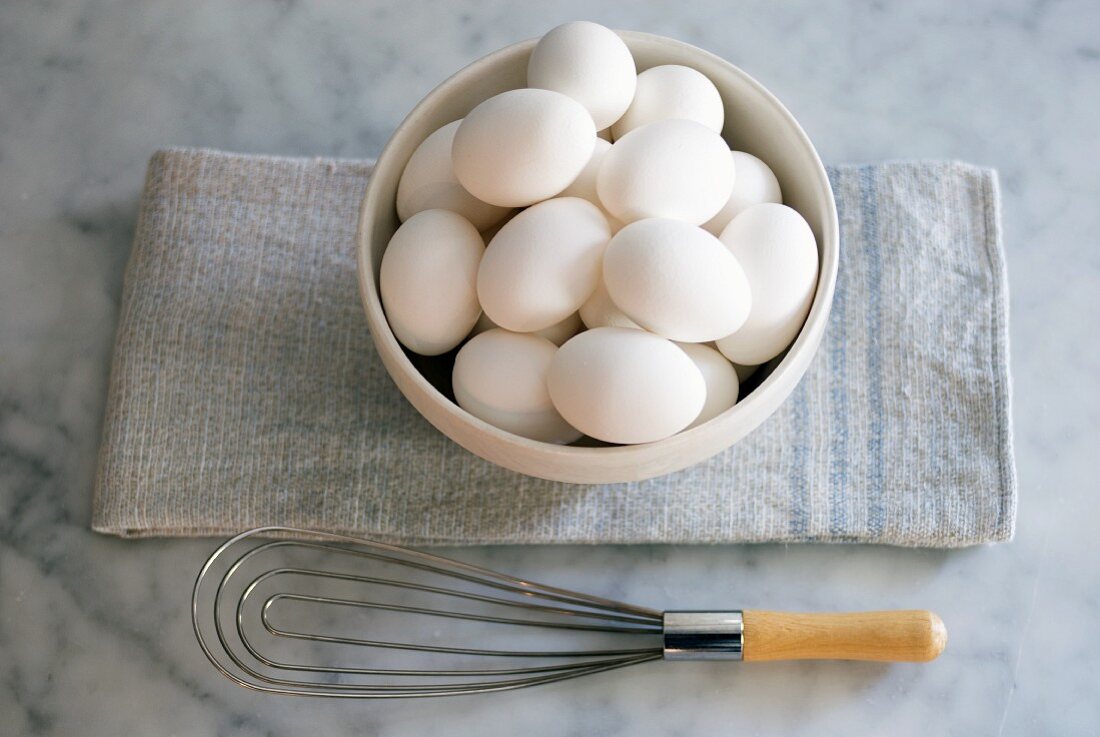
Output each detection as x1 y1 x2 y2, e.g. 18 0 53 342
828 167 850 536
860 165 886 536
788 376 810 537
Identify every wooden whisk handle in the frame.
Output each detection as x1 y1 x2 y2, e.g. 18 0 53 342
741 610 947 662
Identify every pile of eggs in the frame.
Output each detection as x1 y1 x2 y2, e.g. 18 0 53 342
381 21 818 446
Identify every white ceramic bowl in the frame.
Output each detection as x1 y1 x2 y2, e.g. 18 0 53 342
357 31 839 484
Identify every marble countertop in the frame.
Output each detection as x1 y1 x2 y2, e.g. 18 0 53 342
2 1 1098 735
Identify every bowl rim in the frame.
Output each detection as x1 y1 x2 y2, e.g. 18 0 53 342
356 30 840 472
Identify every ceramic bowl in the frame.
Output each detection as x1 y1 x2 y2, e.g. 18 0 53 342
357 31 839 484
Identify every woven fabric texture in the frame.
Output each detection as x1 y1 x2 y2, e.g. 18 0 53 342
91 148 1015 546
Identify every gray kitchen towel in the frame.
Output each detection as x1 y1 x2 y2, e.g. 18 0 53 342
91 148 1015 546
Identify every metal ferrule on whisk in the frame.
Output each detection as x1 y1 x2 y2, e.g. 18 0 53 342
662 611 744 660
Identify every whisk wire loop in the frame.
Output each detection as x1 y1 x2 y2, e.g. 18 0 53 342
193 526 665 698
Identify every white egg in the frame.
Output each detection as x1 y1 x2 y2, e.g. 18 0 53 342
527 21 637 131
380 209 484 356
469 310 582 347
534 311 584 346
478 197 611 332
603 218 752 342
597 119 734 226
610 64 724 139
557 137 611 207
453 329 582 444
556 138 624 232
716 203 819 365
548 327 706 444
452 89 596 207
578 279 640 330
675 342 740 428
702 151 783 236
396 120 512 231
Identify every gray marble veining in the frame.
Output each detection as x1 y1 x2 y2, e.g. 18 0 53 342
1 0 1097 735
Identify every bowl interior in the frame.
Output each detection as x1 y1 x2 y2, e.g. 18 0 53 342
357 31 839 481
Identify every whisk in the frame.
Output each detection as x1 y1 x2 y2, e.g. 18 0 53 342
192 526 946 699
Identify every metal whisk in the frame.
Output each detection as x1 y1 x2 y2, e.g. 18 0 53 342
193 527 946 699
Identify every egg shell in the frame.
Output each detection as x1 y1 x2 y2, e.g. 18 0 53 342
548 327 706 444
597 119 734 226
610 64 724 139
676 342 740 429
380 209 484 356
477 197 611 332
534 311 584 346
557 137 611 207
470 310 583 347
603 218 752 342
452 88 596 207
578 279 640 330
453 329 582 444
702 151 783 236
527 21 637 130
716 203 819 365
396 120 512 231
556 137 623 230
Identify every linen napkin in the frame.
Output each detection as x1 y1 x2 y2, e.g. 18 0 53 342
91 148 1015 546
